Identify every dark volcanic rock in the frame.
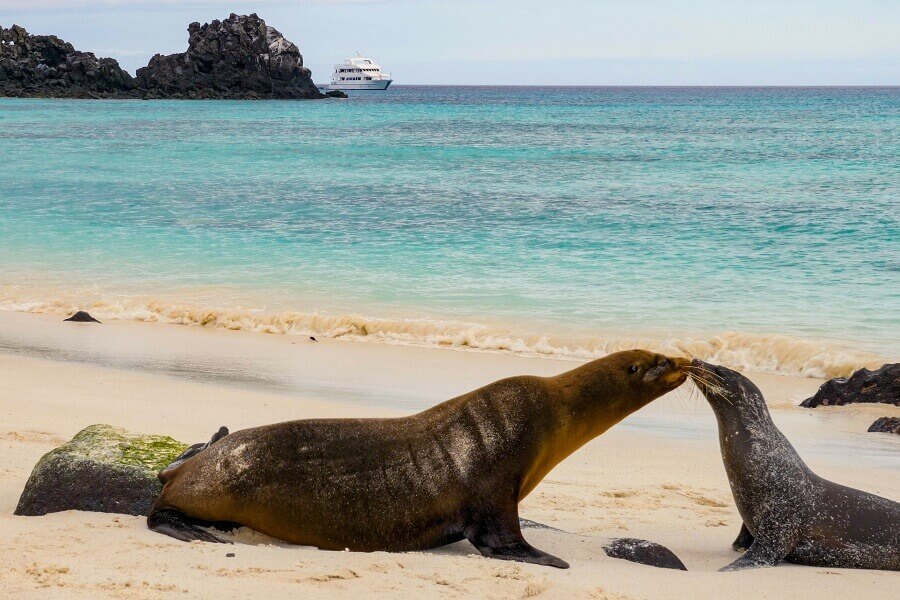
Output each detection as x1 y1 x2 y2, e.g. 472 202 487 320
518 518 562 531
2 15 323 100
325 89 348 98
603 538 688 570
136 13 322 99
800 364 899 408
0 24 136 98
64 310 101 323
868 417 900 434
15 425 187 517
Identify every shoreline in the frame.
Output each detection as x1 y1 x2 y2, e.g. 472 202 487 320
0 312 897 598
3 310 895 464
0 296 890 381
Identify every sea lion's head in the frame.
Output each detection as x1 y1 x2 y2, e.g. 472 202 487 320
688 360 747 407
555 350 688 433
609 349 689 401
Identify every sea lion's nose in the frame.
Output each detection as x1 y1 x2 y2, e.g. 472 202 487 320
658 357 670 369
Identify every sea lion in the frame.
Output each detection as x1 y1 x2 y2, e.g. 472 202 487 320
148 350 687 568
689 360 900 572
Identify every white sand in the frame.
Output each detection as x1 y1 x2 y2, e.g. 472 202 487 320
0 312 897 599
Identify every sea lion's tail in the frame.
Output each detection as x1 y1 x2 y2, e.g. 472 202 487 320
158 426 229 484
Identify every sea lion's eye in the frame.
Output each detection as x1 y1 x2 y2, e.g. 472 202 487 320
628 364 639 374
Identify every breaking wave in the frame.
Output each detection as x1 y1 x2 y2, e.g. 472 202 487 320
0 297 889 380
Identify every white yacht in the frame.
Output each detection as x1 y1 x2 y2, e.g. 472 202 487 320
329 55 393 90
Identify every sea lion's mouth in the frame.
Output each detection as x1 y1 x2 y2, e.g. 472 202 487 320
686 359 731 400
645 357 689 389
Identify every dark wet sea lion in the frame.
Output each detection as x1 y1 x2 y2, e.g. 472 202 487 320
148 350 687 568
690 360 900 572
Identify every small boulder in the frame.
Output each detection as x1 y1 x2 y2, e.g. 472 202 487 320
63 310 101 323
518 518 561 531
800 364 899 408
603 538 688 571
868 417 900 435
325 89 347 98
15 424 187 517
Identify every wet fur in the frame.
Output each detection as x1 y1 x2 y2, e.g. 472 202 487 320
691 361 900 572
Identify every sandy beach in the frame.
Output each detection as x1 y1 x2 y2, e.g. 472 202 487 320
0 311 896 599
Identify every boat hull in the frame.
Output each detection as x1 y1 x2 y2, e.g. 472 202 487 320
328 80 392 91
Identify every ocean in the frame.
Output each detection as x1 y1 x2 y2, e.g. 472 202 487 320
0 87 897 378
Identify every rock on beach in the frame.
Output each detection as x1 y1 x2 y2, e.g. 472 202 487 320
800 363 899 408
867 417 900 435
15 424 187 517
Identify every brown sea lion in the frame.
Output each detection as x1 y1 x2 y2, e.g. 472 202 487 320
148 350 687 568
690 361 900 572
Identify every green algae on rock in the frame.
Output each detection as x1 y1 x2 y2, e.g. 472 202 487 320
15 424 187 517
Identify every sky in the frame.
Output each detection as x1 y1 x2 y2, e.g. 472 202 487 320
1 1 898 85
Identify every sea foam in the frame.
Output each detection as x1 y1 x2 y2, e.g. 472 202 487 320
0 298 887 380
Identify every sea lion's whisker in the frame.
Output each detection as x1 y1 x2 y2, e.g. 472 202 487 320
685 373 731 403
684 363 725 384
671 387 691 414
684 365 729 394
685 371 720 391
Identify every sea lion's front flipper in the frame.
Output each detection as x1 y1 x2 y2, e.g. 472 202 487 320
720 521 797 571
147 507 232 544
732 523 754 552
465 506 569 569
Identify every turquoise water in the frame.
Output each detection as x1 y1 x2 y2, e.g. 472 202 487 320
0 87 898 376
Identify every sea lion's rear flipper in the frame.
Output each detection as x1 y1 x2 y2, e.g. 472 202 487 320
158 426 230 483
465 506 569 569
147 507 232 544
732 523 755 552
208 426 229 445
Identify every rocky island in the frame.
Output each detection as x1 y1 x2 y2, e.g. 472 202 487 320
0 13 323 99
0 24 136 98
